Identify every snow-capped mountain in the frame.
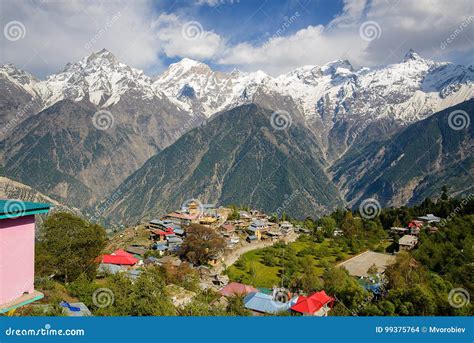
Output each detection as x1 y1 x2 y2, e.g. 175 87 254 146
2 48 473 127
1 48 473 157
153 58 270 117
39 49 166 108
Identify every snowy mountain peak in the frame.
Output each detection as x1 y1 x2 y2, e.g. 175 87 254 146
403 48 424 62
322 59 353 73
83 48 118 65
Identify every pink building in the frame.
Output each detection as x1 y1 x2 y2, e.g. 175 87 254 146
0 200 51 313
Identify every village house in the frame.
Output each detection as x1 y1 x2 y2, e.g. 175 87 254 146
238 210 251 219
290 290 334 316
0 200 52 314
220 223 235 236
162 211 197 226
243 292 298 315
151 243 168 256
418 213 441 224
398 234 418 251
99 249 140 268
279 221 294 236
150 227 176 242
390 226 409 236
126 245 147 257
408 220 423 235
246 219 268 240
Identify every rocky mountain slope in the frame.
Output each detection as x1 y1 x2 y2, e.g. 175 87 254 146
0 176 80 216
0 96 190 208
1 49 473 221
331 99 473 208
103 104 344 223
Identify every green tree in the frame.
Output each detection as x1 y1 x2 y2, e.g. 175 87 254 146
37 212 107 282
180 224 225 266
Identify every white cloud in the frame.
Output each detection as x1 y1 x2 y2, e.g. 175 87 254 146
153 13 224 60
0 0 162 77
217 0 474 75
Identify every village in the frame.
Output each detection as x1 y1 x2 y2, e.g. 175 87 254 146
0 198 448 317
71 203 443 317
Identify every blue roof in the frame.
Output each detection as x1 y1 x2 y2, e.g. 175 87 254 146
152 244 168 251
0 200 52 219
248 235 258 240
98 263 122 274
167 236 183 244
251 219 266 227
243 292 296 314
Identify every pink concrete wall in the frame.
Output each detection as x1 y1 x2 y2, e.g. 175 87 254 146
0 215 35 305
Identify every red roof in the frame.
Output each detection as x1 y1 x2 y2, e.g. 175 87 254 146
291 290 334 314
151 228 175 236
101 249 138 265
408 220 423 228
219 282 258 297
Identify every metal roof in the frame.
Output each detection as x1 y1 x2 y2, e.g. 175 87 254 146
243 292 296 314
0 200 52 219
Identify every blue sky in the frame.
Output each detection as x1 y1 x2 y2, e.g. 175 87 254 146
156 0 344 68
1 0 473 78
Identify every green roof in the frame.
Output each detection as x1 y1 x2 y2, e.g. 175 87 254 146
0 200 52 219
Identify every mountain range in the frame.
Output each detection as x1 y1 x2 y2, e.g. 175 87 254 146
0 49 472 224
